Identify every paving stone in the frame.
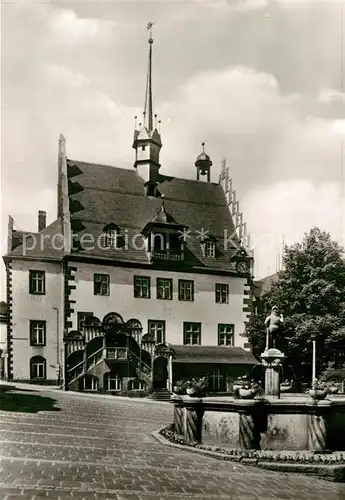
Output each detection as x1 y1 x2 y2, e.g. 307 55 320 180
1 385 345 499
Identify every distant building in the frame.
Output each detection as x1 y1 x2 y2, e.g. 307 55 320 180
2 32 257 395
252 273 279 315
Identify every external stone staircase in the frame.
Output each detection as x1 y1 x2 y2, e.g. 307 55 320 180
67 343 154 392
150 388 172 402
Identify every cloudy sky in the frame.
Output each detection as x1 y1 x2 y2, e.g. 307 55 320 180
1 0 345 299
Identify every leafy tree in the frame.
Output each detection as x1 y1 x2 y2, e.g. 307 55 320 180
245 228 345 382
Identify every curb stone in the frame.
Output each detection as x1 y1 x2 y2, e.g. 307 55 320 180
0 381 172 404
151 427 252 464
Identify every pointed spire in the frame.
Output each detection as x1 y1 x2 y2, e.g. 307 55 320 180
144 22 155 131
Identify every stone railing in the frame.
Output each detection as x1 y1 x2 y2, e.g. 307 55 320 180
150 250 183 261
105 348 128 360
171 395 345 452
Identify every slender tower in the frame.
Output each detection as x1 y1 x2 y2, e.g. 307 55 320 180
133 22 162 188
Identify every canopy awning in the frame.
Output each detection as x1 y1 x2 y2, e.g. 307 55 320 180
170 345 258 365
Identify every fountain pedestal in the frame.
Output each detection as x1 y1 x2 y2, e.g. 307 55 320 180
261 348 285 399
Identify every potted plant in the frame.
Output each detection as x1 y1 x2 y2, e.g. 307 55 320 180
280 379 293 393
232 376 246 398
173 380 187 395
327 382 339 394
238 377 260 399
309 379 328 400
194 376 207 397
186 377 207 397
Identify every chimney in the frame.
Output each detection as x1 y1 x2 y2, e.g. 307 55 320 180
38 211 46 232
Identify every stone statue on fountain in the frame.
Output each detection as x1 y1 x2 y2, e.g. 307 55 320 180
261 306 285 398
264 306 284 351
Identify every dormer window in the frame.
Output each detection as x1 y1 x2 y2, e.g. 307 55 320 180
205 240 216 258
102 223 121 249
104 229 117 248
201 236 217 258
141 197 188 263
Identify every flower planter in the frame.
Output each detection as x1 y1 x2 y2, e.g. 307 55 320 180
328 385 339 394
233 384 242 392
280 384 293 393
238 388 257 399
309 388 328 400
173 387 183 396
173 386 184 395
186 387 196 396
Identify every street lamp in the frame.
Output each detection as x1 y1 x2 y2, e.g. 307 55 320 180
311 331 317 386
52 307 61 386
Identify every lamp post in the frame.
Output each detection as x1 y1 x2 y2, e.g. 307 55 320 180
52 307 60 386
311 331 317 386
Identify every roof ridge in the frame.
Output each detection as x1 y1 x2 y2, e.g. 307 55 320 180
79 185 227 207
68 159 220 186
67 159 135 173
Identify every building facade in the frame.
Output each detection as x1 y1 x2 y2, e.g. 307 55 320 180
0 301 8 379
3 33 257 395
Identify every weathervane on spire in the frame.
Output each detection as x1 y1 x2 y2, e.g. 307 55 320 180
147 21 156 43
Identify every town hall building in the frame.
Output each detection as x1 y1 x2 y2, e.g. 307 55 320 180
3 31 257 398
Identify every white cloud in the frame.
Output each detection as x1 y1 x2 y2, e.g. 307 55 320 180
333 120 345 136
318 88 345 104
243 180 345 277
46 63 91 88
48 7 116 44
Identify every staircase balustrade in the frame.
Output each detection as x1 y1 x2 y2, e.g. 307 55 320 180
106 348 128 360
67 339 152 387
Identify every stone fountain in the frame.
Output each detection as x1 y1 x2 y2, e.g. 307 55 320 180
171 306 345 453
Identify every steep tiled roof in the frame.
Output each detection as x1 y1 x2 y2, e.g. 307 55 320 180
67 160 240 272
253 273 279 299
5 160 242 272
171 345 258 364
7 219 64 260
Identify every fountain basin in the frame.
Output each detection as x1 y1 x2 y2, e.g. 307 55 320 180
172 395 345 452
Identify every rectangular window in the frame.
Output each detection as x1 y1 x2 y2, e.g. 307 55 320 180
205 240 216 258
157 278 173 300
104 230 117 248
215 283 229 304
77 312 94 330
183 322 201 345
29 270 45 295
134 276 151 298
94 274 110 296
31 362 45 379
83 377 98 391
178 280 194 301
148 320 166 344
138 380 145 391
30 320 46 346
107 376 122 391
218 324 234 346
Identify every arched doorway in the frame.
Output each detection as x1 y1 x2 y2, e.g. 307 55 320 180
153 356 168 389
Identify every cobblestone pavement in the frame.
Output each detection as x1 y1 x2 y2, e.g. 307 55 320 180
1 384 345 499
